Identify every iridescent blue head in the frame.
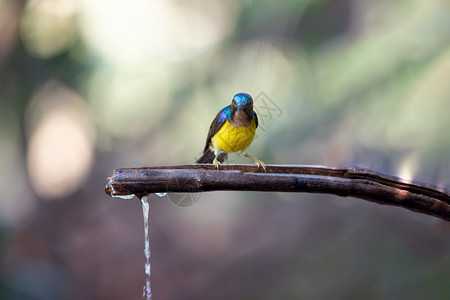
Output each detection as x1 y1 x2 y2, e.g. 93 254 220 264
231 93 253 113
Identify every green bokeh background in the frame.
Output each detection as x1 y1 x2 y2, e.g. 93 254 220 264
1 0 450 299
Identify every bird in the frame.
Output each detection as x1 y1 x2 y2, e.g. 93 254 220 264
196 92 266 170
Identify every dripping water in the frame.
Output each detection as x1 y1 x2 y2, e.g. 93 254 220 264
139 193 167 299
141 195 151 300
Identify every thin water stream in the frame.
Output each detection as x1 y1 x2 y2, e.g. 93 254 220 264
141 196 151 300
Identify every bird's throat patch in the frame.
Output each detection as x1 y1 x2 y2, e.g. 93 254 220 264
230 110 252 127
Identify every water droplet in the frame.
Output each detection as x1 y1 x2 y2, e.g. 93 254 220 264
112 194 135 200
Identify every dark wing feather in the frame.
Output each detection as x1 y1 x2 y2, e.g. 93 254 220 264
253 111 258 128
196 106 230 163
202 106 230 153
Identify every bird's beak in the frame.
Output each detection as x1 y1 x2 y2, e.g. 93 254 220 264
235 103 246 111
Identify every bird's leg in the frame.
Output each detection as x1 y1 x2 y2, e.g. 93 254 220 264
241 149 266 171
213 148 222 169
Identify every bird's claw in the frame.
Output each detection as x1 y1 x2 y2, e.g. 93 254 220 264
254 159 266 172
213 158 221 170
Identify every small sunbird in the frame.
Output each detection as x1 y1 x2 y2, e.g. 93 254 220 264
196 92 266 170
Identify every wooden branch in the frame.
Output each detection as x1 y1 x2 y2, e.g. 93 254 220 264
105 164 450 221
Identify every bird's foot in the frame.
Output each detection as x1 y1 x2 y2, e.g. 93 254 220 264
254 159 266 172
241 150 266 172
213 158 221 170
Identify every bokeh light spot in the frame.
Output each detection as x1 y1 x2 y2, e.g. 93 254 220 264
27 81 95 200
20 0 79 58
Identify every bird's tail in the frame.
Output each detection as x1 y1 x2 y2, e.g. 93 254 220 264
196 151 228 164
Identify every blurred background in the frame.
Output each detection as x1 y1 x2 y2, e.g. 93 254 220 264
1 0 450 299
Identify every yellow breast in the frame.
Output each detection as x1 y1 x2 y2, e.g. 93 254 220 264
211 120 256 153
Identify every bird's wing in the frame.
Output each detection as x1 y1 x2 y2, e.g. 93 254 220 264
203 105 230 153
253 111 258 128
